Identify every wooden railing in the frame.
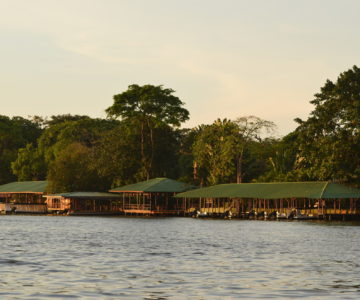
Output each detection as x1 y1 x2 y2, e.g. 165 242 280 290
124 204 151 210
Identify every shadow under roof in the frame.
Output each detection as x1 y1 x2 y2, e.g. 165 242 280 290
46 192 123 199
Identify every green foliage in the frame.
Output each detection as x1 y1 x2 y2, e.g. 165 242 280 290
45 114 90 127
11 116 119 191
106 84 189 179
37 118 118 165
106 84 189 126
47 143 108 193
42 118 118 192
92 121 142 187
234 116 276 183
193 119 239 185
291 65 360 185
255 133 299 182
242 139 273 182
11 143 46 181
151 124 181 178
4 69 359 190
177 128 198 184
192 117 276 186
0 116 42 184
93 120 181 187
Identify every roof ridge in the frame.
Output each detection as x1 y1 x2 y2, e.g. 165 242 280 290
320 181 330 198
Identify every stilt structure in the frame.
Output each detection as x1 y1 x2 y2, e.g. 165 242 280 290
175 182 360 220
109 178 196 216
45 192 124 215
0 181 48 214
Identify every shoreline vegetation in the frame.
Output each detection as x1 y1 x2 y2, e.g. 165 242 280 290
0 66 359 220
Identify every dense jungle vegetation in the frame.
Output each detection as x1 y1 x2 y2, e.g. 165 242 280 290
1 66 359 193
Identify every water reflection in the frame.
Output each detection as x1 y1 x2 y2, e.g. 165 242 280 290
0 216 359 299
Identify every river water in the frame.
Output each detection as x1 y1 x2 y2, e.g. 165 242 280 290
0 216 359 299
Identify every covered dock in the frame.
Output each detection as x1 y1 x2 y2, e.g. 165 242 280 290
45 192 124 215
175 182 360 219
0 181 48 214
109 177 196 215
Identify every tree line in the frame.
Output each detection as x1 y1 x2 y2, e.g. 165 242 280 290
1 66 359 193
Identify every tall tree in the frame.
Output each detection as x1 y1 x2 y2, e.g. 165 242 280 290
234 116 276 183
193 119 239 185
106 84 189 179
193 117 276 185
292 65 360 185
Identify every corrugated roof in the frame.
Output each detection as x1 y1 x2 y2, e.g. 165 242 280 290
175 182 360 199
46 192 122 199
0 181 48 193
110 178 196 193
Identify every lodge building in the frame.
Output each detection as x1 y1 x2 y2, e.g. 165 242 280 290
45 192 123 215
0 181 48 214
109 177 196 215
175 181 360 220
1 179 360 220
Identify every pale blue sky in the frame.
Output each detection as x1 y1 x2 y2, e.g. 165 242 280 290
1 0 359 135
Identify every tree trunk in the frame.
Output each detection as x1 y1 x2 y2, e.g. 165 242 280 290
147 119 154 180
140 120 150 180
236 148 244 183
193 161 198 180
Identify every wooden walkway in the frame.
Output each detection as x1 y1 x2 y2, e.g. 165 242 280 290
123 209 182 215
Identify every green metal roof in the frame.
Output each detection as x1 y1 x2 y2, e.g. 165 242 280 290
110 177 196 193
321 183 360 198
175 182 360 199
47 192 122 199
0 181 48 193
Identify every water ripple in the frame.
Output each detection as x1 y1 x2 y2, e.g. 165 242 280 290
0 216 359 299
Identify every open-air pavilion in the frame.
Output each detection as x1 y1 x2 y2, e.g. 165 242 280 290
0 181 48 214
109 177 196 215
45 192 124 215
175 182 360 219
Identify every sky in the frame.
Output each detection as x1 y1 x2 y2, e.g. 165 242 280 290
1 0 360 136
